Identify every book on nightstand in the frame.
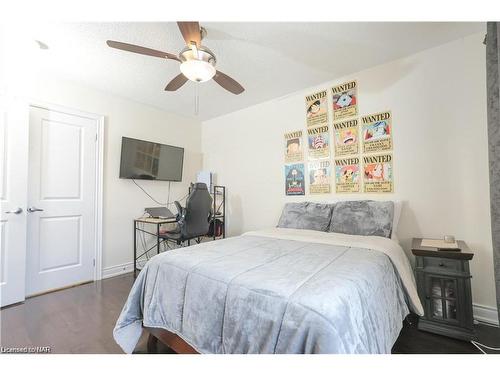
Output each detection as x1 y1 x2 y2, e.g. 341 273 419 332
420 238 461 251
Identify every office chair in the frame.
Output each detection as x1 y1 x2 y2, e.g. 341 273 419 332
160 182 213 246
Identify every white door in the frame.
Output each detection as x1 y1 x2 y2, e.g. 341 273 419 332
26 106 98 296
0 98 29 307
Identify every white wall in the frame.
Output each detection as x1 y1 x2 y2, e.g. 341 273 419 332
4 76 201 271
202 32 498 315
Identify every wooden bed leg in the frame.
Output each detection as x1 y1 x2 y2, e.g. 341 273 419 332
143 326 199 354
147 333 158 353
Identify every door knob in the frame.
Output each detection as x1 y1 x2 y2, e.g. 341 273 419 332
4 207 23 214
27 207 44 213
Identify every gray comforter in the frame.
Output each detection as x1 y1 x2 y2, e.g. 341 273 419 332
114 229 416 354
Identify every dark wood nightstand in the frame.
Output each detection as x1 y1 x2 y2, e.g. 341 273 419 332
411 238 475 341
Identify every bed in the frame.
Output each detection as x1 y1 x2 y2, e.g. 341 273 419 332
114 214 424 354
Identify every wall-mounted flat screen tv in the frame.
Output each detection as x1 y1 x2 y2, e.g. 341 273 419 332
119 137 184 181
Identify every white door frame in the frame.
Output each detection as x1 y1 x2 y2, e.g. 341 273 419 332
29 101 104 281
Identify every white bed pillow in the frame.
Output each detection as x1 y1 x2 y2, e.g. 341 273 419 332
391 200 402 240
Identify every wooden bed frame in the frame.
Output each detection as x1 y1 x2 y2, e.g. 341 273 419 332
144 326 199 354
144 317 412 354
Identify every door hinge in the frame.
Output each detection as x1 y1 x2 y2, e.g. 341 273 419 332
95 133 98 142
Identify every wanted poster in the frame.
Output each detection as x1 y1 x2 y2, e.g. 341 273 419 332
285 163 305 196
308 160 331 194
331 80 358 120
333 118 359 157
284 130 304 163
307 125 330 160
305 90 328 127
334 157 361 193
361 111 392 153
362 153 393 193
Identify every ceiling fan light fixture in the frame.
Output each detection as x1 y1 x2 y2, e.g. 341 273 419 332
107 22 244 94
180 60 216 83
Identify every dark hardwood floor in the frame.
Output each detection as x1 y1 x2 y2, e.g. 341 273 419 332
0 273 144 354
1 273 498 354
392 316 499 354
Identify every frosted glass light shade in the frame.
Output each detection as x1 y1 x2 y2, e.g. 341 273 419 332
180 60 216 82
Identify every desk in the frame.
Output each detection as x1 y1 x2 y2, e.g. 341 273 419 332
134 217 176 277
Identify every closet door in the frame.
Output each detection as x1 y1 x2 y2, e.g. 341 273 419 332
26 106 97 296
0 98 29 307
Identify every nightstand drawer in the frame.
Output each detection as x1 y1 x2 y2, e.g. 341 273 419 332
423 257 463 273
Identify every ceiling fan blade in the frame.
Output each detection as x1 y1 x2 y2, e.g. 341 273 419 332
106 40 180 61
165 73 189 91
213 71 245 95
177 22 201 47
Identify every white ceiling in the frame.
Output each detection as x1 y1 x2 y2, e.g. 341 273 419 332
10 22 485 120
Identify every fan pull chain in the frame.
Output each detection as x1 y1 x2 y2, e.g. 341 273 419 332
194 84 200 116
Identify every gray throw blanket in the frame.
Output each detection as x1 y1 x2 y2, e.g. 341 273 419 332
114 229 413 354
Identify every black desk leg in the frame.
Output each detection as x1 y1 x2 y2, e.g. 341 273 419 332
157 223 160 255
133 221 137 278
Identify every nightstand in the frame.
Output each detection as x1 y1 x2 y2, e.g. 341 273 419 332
411 238 475 341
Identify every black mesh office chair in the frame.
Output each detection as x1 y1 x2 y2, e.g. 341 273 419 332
161 182 213 246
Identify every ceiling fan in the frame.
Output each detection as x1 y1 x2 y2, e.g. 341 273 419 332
106 22 245 95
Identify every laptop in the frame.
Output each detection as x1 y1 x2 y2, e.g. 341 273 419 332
144 207 175 219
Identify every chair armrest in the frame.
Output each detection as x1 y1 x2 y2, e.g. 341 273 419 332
174 201 186 225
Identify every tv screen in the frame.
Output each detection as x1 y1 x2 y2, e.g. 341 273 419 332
119 137 184 181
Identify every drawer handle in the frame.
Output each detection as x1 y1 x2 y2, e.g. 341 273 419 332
439 263 445 267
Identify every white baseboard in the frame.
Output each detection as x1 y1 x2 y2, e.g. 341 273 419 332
102 262 134 279
473 303 499 326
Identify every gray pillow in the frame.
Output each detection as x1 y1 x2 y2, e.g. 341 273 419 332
277 202 334 232
329 200 394 238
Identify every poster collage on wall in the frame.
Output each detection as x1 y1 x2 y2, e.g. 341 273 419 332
283 79 394 195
